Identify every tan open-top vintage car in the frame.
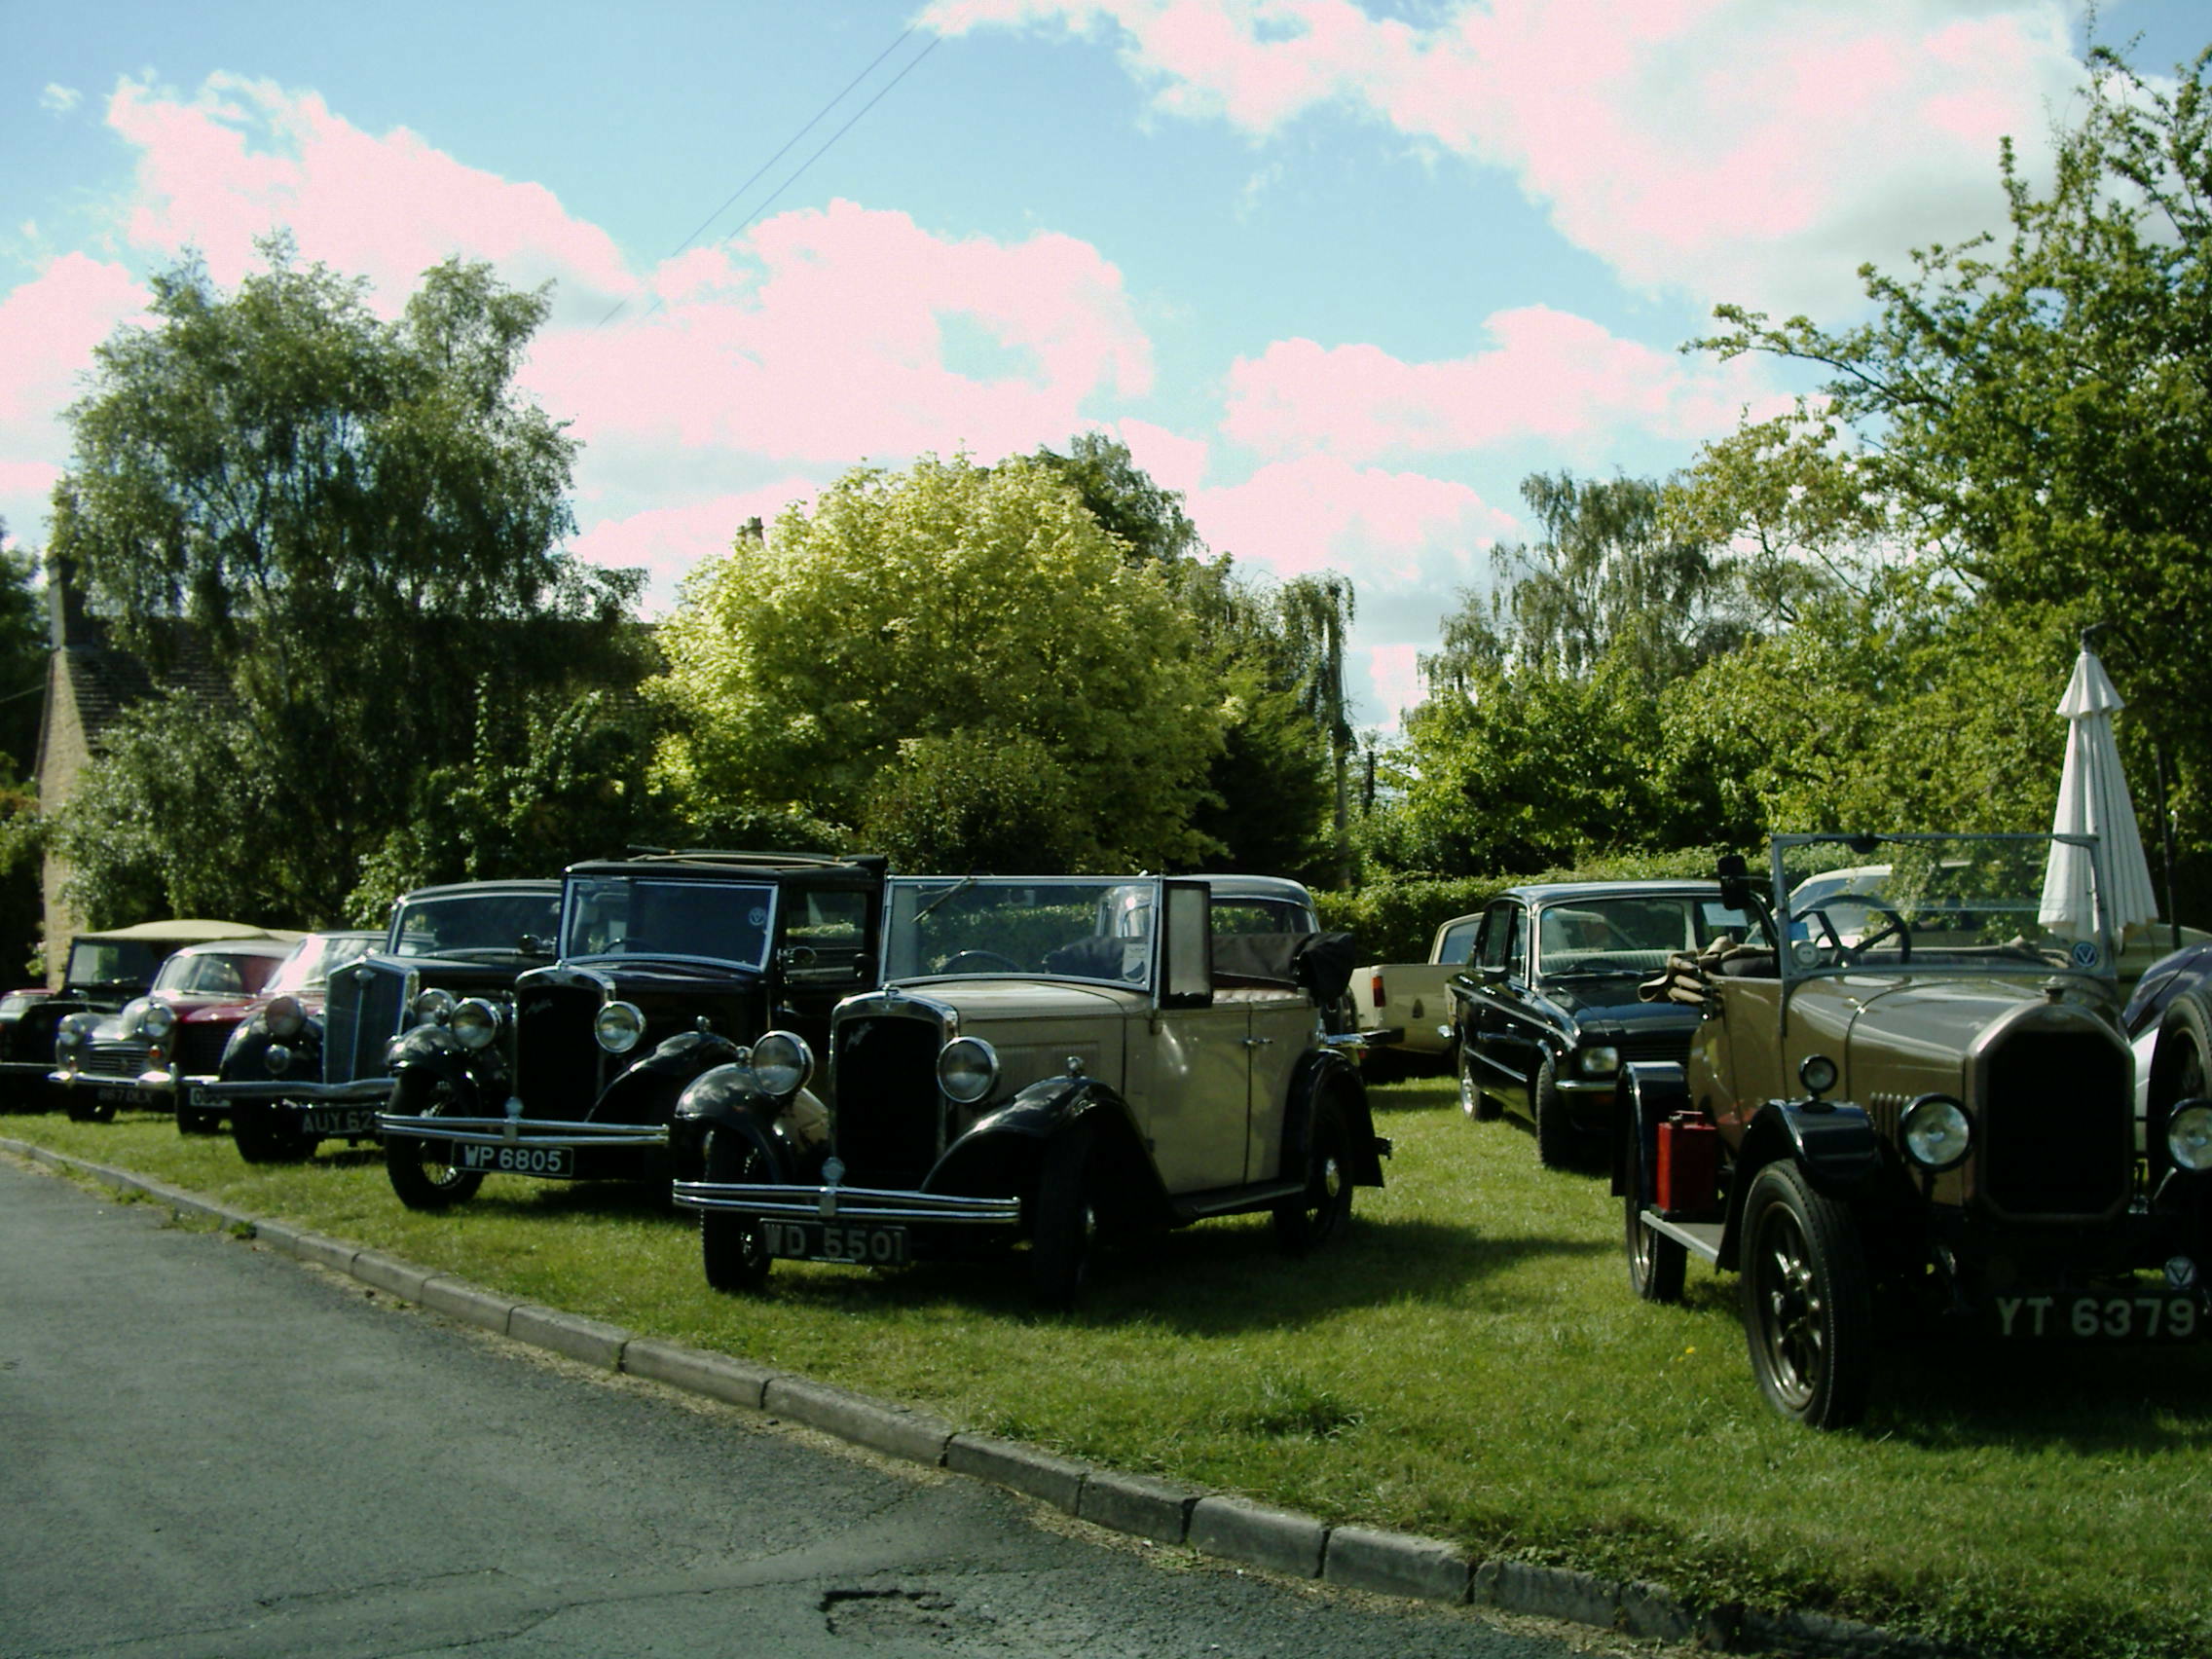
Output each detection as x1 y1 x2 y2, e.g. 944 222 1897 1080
1620 831 2212 1428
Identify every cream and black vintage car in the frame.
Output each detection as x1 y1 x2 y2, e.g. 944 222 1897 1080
670 874 1382 1306
1621 831 2212 1428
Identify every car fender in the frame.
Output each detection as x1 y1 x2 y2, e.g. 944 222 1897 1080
930 1076 1161 1222
1282 1047 1386 1187
670 1064 803 1182
1614 1061 1689 1201
387 1026 480 1098
596 1031 745 1128
1719 1098 1880 1262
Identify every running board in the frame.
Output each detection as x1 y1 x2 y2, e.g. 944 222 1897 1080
1641 1210 1725 1265
1173 1179 1307 1221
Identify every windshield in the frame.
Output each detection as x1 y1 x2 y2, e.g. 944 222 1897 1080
559 876 775 971
1775 832 2115 983
390 889 562 959
65 939 164 988
151 949 280 998
886 877 1157 987
1533 893 1762 979
264 934 376 998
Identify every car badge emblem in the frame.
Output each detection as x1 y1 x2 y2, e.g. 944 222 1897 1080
823 1157 845 1188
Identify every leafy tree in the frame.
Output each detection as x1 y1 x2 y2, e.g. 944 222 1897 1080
1696 43 2212 904
1028 431 1200 567
46 238 644 925
652 453 1222 871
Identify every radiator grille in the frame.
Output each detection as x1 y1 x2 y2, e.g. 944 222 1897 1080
1615 1029 1694 1064
514 978 606 1114
832 1011 946 1187
86 1041 149 1078
175 1023 231 1076
324 963 410 1086
1979 1029 2131 1218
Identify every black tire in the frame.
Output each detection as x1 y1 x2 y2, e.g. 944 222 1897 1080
1739 1161 1873 1429
1456 1041 1500 1121
1031 1119 1101 1308
1532 1055 1578 1169
699 1126 775 1293
1624 1127 1685 1304
1272 1093 1353 1253
383 1072 486 1211
2152 984 2212 1113
176 1103 223 1136
66 1095 115 1124
234 1106 313 1164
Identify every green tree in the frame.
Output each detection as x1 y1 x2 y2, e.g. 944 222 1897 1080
46 239 644 925
1696 43 2212 903
652 453 1222 871
1028 431 1200 567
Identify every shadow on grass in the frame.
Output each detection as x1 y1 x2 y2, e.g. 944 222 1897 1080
1866 1333 2212 1449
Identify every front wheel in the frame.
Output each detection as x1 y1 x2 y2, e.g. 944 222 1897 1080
700 1127 776 1293
234 1106 314 1164
1457 1041 1500 1121
1623 1127 1685 1304
1273 1094 1353 1253
383 1072 486 1212
1739 1161 1873 1429
66 1094 117 1124
1031 1120 1101 1309
176 1100 223 1136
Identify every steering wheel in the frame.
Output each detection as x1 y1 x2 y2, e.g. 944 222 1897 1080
939 950 1022 974
1839 908 1913 966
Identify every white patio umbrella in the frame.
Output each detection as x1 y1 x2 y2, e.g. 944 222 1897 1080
2039 648 2161 943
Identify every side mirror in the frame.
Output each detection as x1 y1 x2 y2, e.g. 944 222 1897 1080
1716 853 1752 914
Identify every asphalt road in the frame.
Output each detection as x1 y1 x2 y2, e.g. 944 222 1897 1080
0 1155 1649 1659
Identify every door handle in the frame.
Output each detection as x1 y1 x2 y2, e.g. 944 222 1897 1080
1242 1036 1275 1048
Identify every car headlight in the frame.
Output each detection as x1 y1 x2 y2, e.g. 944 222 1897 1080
2168 1101 2212 1172
593 1000 645 1055
1901 1094 1972 1171
450 998 503 1051
265 1043 292 1076
264 996 305 1040
1577 1045 1620 1077
1798 1053 1839 1097
56 1013 94 1049
750 1030 813 1098
414 987 456 1024
140 1003 176 1041
937 1036 1000 1105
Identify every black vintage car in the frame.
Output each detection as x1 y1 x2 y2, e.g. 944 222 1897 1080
1447 881 1763 1167
203 881 562 1162
378 852 885 1209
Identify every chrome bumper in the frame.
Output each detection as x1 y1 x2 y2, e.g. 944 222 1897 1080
669 1180 1022 1227
197 1078 395 1106
48 1069 185 1096
375 1112 669 1151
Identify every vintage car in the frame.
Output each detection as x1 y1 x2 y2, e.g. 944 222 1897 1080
1447 882 1758 1167
1348 911 1480 1074
668 873 1382 1306
0 919 281 1112
51 937 300 1125
206 881 560 1163
378 852 885 1210
1619 831 2212 1429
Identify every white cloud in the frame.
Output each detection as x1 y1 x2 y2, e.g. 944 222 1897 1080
40 85 83 116
0 253 149 542
570 482 825 615
1190 451 1512 582
925 0 2090 313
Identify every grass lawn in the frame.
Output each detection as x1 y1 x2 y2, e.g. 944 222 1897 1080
13 1076 2211 1659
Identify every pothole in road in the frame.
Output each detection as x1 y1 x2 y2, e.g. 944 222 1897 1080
821 1586 1001 1645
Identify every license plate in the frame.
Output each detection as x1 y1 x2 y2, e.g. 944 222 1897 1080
1992 1292 2203 1341
453 1143 576 1178
301 1104 380 1138
762 1219 908 1266
95 1086 136 1105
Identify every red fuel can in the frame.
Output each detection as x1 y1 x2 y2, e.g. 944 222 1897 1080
1655 1114 1718 1215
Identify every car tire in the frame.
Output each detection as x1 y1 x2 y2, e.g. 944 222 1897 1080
176 1103 223 1136
66 1094 116 1124
233 1107 313 1164
1532 1056 1579 1169
2152 984 2212 1113
383 1072 486 1212
1456 1041 1500 1121
1032 1119 1101 1309
1272 1092 1353 1253
1739 1161 1873 1429
1624 1129 1685 1304
699 1126 776 1293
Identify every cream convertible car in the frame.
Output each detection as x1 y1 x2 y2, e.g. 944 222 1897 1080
671 874 1384 1305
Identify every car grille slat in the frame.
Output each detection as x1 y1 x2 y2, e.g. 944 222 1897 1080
87 1042 149 1078
515 980 605 1111
325 963 411 1085
1980 1030 2131 1217
175 1025 230 1075
833 1012 945 1188
1615 1031 1694 1064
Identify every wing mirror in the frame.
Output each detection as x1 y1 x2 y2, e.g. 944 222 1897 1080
1716 853 1753 914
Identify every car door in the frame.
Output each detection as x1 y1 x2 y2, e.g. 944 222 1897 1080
1464 902 1525 1094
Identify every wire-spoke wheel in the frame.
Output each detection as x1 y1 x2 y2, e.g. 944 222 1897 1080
1740 1161 1872 1429
383 1072 485 1211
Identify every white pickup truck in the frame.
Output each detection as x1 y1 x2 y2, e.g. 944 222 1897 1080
1349 911 1480 1070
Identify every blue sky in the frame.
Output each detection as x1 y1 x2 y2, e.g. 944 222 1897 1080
3 1 2201 727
